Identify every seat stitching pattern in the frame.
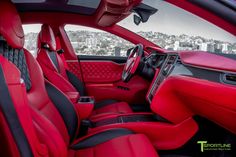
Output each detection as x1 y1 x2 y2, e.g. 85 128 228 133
0 41 32 91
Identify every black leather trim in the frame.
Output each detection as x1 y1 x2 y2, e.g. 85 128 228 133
189 0 236 25
47 51 60 72
94 99 119 110
0 40 32 91
71 128 133 150
78 55 127 64
0 65 33 157
45 81 78 142
66 70 86 96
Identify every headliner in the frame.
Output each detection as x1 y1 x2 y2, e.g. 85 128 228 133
12 0 101 15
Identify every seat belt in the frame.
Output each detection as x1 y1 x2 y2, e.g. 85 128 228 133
0 65 33 157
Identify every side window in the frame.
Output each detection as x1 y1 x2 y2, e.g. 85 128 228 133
23 24 42 57
64 25 134 57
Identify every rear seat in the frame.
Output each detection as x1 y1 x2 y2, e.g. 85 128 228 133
0 1 159 157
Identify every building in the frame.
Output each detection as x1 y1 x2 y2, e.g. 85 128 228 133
200 43 214 52
222 43 232 54
86 38 98 48
115 46 121 56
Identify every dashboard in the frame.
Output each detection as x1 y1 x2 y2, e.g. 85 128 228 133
145 50 236 104
139 48 236 134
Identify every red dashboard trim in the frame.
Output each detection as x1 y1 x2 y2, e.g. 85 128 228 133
179 51 236 73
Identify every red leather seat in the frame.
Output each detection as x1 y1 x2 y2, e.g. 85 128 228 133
36 24 133 117
0 1 159 157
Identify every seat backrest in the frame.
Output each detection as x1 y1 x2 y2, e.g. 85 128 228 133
0 1 80 156
36 25 86 96
0 53 38 157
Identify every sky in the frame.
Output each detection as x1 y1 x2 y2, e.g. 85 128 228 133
23 0 236 43
118 0 236 43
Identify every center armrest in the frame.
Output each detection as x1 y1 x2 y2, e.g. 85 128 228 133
65 92 80 103
78 96 95 104
75 96 95 120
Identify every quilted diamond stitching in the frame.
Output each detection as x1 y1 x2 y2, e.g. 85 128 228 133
0 41 32 91
80 62 123 83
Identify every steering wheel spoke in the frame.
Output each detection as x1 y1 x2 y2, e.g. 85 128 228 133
122 44 144 82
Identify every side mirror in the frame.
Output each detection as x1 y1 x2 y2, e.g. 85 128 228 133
134 14 141 25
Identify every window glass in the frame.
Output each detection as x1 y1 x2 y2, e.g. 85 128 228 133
118 0 236 54
65 25 134 57
23 24 42 57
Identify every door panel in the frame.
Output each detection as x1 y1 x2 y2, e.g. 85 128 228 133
78 56 150 104
80 61 124 83
85 75 150 104
62 24 150 104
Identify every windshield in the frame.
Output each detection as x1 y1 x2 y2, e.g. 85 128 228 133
118 0 236 54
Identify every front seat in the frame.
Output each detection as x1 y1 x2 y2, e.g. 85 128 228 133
0 1 159 157
36 24 133 117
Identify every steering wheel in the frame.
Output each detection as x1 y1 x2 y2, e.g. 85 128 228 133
122 44 144 82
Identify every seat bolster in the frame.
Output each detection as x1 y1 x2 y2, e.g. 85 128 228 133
66 70 86 96
45 81 79 143
71 128 133 149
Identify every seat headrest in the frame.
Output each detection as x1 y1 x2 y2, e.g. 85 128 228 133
0 1 24 49
38 24 56 51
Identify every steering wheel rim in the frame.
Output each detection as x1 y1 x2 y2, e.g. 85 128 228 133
122 44 144 82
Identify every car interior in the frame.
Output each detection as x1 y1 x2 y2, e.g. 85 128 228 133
0 0 235 157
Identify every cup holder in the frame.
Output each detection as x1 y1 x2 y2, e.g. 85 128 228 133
78 96 95 104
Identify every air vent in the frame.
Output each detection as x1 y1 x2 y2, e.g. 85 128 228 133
167 55 177 64
222 73 236 85
176 57 182 64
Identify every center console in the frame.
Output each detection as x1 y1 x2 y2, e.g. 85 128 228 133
76 96 95 120
92 113 170 127
147 54 179 103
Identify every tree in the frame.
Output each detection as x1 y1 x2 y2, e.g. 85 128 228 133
96 49 106 56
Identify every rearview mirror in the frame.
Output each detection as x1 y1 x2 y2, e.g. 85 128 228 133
132 3 158 25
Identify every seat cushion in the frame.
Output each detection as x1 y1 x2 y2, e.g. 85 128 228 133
92 101 133 116
69 134 159 157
